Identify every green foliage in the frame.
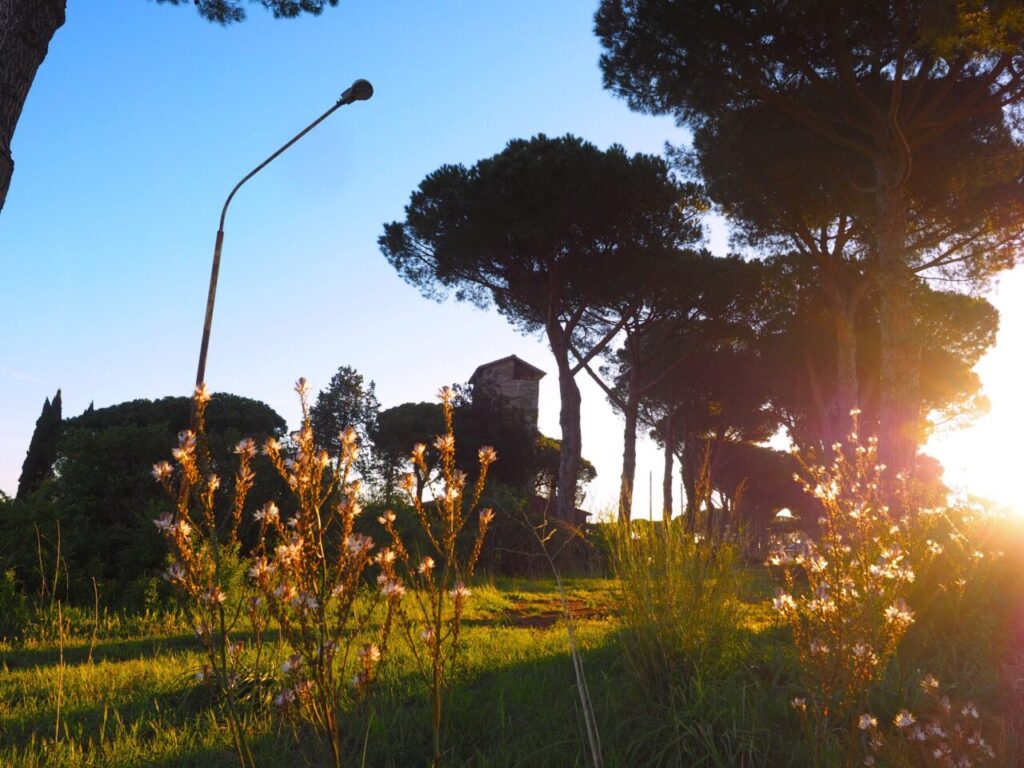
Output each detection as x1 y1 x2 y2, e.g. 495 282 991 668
0 569 29 641
0 393 287 606
16 390 62 500
609 520 773 766
155 0 340 25
309 364 380 463
381 132 705 520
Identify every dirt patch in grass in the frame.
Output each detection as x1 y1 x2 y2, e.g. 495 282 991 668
500 597 611 630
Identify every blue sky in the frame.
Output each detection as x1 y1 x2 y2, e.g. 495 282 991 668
2 0 1022 514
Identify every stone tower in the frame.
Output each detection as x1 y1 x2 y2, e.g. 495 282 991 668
468 355 545 425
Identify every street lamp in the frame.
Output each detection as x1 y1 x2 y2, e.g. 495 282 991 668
191 79 374 411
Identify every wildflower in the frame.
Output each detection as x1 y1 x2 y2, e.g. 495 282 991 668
420 626 435 644
233 438 256 457
293 591 319 611
791 697 807 712
175 519 193 538
849 407 862 417
417 556 435 574
377 510 396 525
809 639 830 655
273 688 295 707
151 461 173 482
920 674 940 693
961 702 979 719
253 501 279 523
858 713 877 730
351 671 367 688
275 539 304 564
281 654 303 674
247 557 273 579
411 443 426 462
376 548 397 565
357 643 382 665
163 563 184 582
263 436 280 455
894 710 916 729
340 426 358 446
434 433 455 453
345 533 374 554
196 665 211 682
772 590 797 613
294 378 309 397
401 472 416 492
194 383 212 404
201 587 226 605
273 583 297 602
381 580 406 599
153 512 174 532
206 473 220 492
884 598 915 626
478 445 497 464
437 386 453 403
448 582 472 603
926 539 944 556
479 508 495 526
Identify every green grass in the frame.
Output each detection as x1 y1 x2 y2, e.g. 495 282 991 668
0 563 1017 768
0 580 627 767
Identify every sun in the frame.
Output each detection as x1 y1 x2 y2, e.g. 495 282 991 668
928 268 1024 515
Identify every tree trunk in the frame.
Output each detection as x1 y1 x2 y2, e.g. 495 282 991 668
874 160 920 487
548 325 582 523
661 406 675 523
617 385 639 523
681 436 698 532
0 0 66 212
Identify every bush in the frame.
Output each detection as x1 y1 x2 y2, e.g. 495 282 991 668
0 569 29 641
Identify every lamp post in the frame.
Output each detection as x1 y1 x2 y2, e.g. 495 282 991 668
191 79 373 414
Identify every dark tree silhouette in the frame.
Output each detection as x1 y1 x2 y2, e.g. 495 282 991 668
0 0 340 212
309 365 380 470
380 134 703 520
2 392 287 602
597 0 1024 484
16 389 61 499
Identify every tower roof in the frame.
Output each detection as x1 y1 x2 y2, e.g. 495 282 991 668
469 355 546 384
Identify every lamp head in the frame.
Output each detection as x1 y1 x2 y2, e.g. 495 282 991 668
339 79 374 105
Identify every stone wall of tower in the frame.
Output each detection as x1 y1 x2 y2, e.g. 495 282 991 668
471 357 541 425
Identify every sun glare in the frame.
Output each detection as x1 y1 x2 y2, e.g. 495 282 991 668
928 268 1024 515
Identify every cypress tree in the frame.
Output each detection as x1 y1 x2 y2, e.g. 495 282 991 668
16 389 62 499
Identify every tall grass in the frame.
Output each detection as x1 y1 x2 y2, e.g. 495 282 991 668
608 520 773 767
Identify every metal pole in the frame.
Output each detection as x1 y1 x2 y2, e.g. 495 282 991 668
189 80 372 426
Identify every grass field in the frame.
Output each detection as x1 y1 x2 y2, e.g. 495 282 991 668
1 528 1018 768
0 578 636 768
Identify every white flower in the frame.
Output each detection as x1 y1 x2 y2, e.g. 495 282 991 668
345 533 374 554
233 438 256 457
253 502 279 523
448 582 472 602
884 598 915 626
772 590 796 612
920 674 940 692
417 556 435 575
151 462 173 482
357 643 382 664
791 697 806 712
893 709 915 729
281 654 302 674
153 513 174 532
858 713 877 730
960 702 979 719
247 557 273 579
381 580 406 599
